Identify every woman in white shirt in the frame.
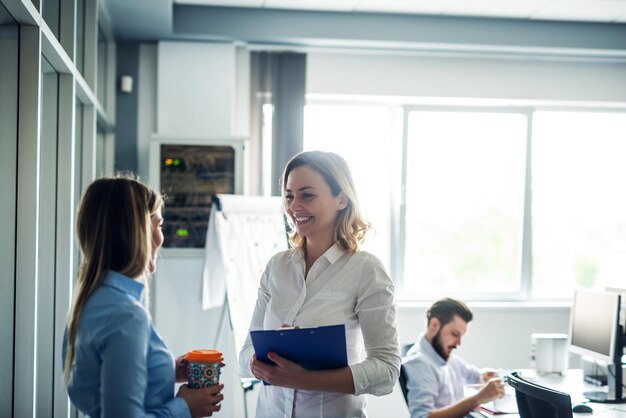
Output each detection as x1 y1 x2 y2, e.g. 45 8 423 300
238 151 400 418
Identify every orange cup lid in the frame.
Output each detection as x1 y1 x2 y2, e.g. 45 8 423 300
185 349 223 363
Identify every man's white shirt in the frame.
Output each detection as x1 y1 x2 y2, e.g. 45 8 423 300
403 334 481 418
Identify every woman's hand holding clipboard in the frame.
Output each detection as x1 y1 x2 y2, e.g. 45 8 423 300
250 324 348 386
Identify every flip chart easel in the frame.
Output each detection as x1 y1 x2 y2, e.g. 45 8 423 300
201 194 288 359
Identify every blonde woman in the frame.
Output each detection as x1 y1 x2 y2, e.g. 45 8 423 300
63 176 223 418
238 151 400 417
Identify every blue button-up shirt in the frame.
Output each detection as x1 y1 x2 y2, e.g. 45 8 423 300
403 335 481 418
62 271 190 418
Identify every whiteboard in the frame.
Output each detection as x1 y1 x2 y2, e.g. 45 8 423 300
202 194 288 358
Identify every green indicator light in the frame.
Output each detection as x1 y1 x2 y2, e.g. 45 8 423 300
173 159 181 166
176 228 189 237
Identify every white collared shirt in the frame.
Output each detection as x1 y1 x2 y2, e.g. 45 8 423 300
238 245 400 418
403 335 481 418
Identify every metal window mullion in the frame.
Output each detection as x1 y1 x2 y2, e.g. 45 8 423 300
36 63 60 418
14 24 42 418
520 111 534 299
53 72 76 418
392 106 410 292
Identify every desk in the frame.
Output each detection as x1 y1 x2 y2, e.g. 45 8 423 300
470 369 626 417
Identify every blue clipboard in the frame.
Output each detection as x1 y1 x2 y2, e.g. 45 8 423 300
250 324 348 372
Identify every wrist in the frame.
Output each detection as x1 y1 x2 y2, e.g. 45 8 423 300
297 369 314 390
470 393 482 408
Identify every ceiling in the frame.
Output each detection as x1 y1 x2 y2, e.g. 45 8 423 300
104 0 626 44
175 0 626 23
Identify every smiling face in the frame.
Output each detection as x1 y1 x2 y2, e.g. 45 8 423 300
148 208 164 273
429 314 468 361
284 165 347 249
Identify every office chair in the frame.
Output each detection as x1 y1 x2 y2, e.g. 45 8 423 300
507 371 573 418
399 343 414 405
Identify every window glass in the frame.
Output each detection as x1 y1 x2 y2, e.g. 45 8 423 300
74 102 84 195
74 102 84 281
42 0 60 40
76 0 85 74
0 12 19 407
97 24 107 107
303 104 393 270
96 127 106 177
532 111 626 298
403 111 527 296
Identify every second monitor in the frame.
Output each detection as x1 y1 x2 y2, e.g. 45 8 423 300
569 289 624 403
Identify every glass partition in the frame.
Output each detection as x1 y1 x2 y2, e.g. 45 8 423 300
42 0 60 39
97 23 107 106
403 110 527 296
532 111 626 298
76 0 85 74
0 7 18 414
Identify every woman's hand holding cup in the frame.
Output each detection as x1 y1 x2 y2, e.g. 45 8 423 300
177 383 224 417
177 349 225 417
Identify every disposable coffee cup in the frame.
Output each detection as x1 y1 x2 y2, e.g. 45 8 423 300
185 349 223 388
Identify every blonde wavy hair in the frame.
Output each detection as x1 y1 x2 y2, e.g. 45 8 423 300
281 151 370 252
64 175 163 383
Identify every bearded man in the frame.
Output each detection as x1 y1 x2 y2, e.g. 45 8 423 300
403 298 504 418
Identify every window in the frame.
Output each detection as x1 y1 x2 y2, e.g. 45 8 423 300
298 98 626 301
97 24 107 107
76 0 85 74
531 111 626 298
303 103 394 270
42 0 60 40
0 10 18 411
403 110 527 298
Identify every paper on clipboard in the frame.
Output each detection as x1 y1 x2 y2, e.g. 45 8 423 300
250 324 348 372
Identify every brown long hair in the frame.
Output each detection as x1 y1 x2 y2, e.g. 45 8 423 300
281 151 370 252
64 175 163 383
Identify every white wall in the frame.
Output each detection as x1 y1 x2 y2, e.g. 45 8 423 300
153 252 250 418
157 41 236 137
308 51 626 104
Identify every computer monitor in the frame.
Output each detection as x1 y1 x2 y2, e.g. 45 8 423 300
605 286 626 354
569 289 624 403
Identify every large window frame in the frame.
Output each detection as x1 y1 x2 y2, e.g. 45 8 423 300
302 97 626 302
397 105 533 302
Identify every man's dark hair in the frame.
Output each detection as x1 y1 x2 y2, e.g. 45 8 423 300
426 298 473 327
